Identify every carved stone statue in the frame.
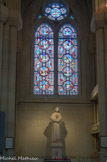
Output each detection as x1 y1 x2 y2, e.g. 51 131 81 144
50 107 62 142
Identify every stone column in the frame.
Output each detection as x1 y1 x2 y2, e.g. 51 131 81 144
96 28 107 137
0 4 8 109
5 25 17 157
92 0 107 161
7 25 17 138
1 22 9 121
0 21 3 101
105 26 107 102
4 9 22 156
96 26 107 162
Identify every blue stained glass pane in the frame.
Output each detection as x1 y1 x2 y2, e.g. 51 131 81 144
63 54 73 63
63 40 73 50
39 26 49 36
37 14 42 19
61 8 67 14
70 15 74 20
34 86 41 94
58 46 65 57
40 40 49 49
39 67 49 76
34 72 41 83
33 23 54 95
72 33 77 38
70 60 78 72
48 15 55 20
71 86 78 95
39 54 49 62
63 67 73 77
58 24 78 95
70 47 77 59
34 45 42 56
72 39 78 45
58 59 66 71
63 81 73 90
46 60 54 70
52 3 60 8
48 73 54 85
34 58 41 71
46 46 54 56
57 16 64 20
45 8 51 13
39 80 48 90
70 73 78 85
58 74 65 85
58 86 66 95
44 3 67 21
63 27 72 36
51 8 61 17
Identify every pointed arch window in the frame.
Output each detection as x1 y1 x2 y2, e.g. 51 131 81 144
33 23 54 95
58 24 78 95
33 1 79 96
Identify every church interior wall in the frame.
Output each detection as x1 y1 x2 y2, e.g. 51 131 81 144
15 103 94 158
17 0 95 102
15 0 96 159
1 0 107 161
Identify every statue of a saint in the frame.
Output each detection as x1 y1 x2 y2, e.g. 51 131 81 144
50 107 62 142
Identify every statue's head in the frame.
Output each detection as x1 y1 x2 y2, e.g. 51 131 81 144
55 107 59 112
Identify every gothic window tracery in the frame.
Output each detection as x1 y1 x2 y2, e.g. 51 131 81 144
33 1 79 96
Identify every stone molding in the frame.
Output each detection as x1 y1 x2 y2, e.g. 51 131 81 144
0 4 8 23
9 9 23 30
91 2 107 32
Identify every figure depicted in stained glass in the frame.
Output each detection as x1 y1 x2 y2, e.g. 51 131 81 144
58 24 78 95
33 23 54 95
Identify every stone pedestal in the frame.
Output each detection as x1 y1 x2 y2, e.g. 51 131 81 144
51 142 63 159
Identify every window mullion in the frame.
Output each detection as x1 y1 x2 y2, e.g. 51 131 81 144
54 29 58 95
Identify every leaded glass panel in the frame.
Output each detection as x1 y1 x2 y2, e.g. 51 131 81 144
33 23 54 95
44 3 67 21
58 24 78 95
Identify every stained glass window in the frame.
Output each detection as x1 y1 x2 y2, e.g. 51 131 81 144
33 23 54 95
37 14 42 19
58 24 78 95
44 3 67 21
70 15 74 20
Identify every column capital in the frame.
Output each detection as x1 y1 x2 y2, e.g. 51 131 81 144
0 4 8 23
9 9 23 30
91 2 107 32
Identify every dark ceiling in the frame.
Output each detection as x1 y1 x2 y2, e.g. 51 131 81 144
21 0 34 17
21 0 92 19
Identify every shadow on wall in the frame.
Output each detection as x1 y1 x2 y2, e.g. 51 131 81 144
44 121 67 158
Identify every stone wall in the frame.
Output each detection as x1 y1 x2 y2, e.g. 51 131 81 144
15 103 94 158
16 0 95 159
